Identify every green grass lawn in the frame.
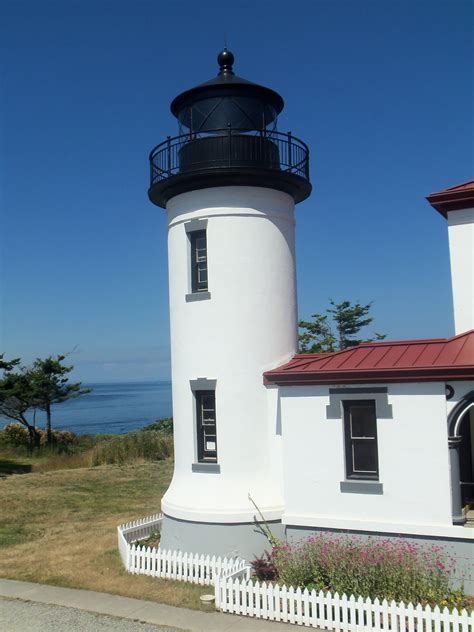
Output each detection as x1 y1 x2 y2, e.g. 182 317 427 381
0 457 208 610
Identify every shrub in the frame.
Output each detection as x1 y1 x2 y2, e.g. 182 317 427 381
270 534 465 606
251 552 278 581
135 528 161 549
2 424 79 452
40 430 79 452
141 418 173 434
2 424 30 447
90 430 173 466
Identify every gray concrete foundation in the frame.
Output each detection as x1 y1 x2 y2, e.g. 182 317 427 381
286 525 474 595
160 513 283 560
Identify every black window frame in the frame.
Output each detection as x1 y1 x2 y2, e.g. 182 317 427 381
195 390 217 463
343 400 379 481
190 230 208 293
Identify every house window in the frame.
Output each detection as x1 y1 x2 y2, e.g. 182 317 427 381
196 390 217 462
190 230 208 293
343 400 379 480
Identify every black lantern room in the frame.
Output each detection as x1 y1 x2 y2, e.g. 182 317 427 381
148 49 311 208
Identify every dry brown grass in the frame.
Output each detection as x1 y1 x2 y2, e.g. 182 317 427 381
0 460 207 610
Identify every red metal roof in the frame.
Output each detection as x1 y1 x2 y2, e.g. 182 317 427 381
427 180 474 218
264 330 474 386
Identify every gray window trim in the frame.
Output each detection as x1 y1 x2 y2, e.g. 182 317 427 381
185 220 209 296
190 378 217 391
340 480 384 494
186 291 211 302
191 463 221 473
326 387 392 419
184 218 208 233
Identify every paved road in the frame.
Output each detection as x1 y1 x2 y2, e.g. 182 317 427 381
0 597 186 632
0 579 292 631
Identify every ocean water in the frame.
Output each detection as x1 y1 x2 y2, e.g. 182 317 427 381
0 381 173 436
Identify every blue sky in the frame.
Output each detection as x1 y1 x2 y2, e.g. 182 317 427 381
0 0 472 382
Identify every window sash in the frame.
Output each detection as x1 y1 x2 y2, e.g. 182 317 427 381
191 230 208 292
196 390 217 462
343 400 379 480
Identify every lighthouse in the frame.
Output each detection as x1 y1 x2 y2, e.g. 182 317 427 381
148 49 312 558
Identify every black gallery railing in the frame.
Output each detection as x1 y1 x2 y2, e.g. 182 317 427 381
149 128 310 187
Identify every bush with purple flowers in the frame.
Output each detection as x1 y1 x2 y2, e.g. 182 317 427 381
268 534 466 606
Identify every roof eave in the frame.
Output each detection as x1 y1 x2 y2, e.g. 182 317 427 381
263 367 474 386
426 190 474 218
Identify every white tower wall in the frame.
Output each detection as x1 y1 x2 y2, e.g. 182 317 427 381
161 186 297 540
447 207 474 334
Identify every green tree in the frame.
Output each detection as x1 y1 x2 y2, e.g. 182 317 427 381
0 354 20 372
299 300 385 353
0 357 40 448
29 355 90 444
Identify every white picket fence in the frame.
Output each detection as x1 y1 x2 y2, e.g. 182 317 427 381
118 515 473 630
117 513 249 586
215 577 474 632
117 513 163 568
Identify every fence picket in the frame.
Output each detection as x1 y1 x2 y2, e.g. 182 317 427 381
452 608 460 632
303 588 310 627
170 550 177 580
349 595 357 632
460 610 470 632
254 580 261 618
356 596 364 632
415 604 424 632
341 594 349 632
373 597 381 632
407 602 415 632
229 577 236 613
441 607 451 632
296 587 303 626
146 546 152 575
278 585 287 622
274 583 282 623
246 579 253 616
261 582 268 619
239 579 246 615
389 600 398 632
267 582 275 620
381 599 389 632
399 602 407 632
310 590 318 628
288 586 296 624
333 592 341 632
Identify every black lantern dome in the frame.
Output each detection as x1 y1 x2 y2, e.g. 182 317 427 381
148 49 311 208
170 48 283 133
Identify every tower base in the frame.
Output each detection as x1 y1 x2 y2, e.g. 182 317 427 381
160 513 284 560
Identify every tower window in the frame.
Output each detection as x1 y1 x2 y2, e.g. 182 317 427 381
343 400 379 480
190 230 208 292
196 390 217 462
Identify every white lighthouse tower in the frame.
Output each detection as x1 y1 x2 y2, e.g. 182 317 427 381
148 49 312 558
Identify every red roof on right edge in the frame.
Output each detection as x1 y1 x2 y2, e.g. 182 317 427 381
264 330 474 386
427 180 474 218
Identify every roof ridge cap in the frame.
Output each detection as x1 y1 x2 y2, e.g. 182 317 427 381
428 180 474 195
357 337 447 347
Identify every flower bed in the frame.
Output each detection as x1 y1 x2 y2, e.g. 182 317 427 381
253 533 467 608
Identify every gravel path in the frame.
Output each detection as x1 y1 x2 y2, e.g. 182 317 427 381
0 597 187 632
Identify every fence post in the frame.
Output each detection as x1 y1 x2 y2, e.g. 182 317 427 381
228 123 232 166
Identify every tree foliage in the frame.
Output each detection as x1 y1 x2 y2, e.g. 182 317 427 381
0 367 40 447
0 353 90 447
28 355 90 443
299 300 385 353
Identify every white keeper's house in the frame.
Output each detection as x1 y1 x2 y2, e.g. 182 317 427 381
147 49 474 592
